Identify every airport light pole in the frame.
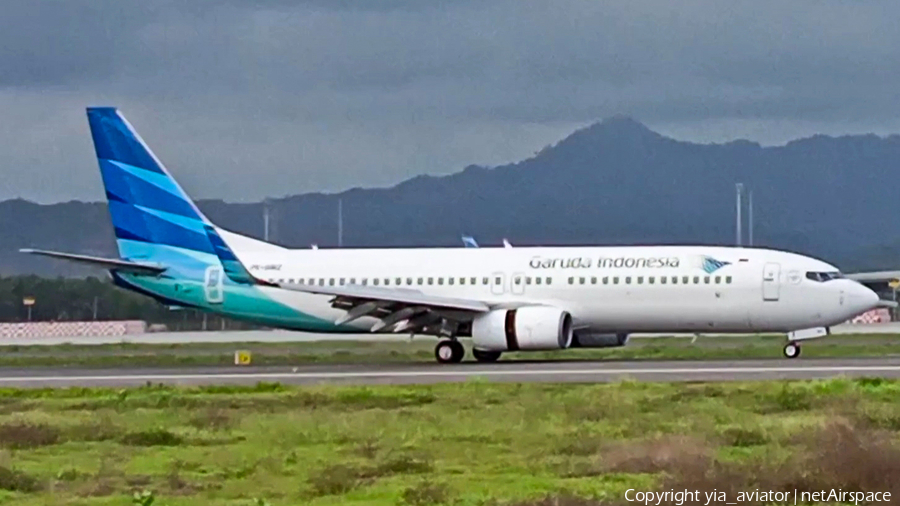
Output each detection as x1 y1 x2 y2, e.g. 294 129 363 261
263 198 270 242
338 198 343 248
748 189 753 247
735 183 743 247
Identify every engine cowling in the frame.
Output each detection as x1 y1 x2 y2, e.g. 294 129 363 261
471 307 573 352
570 331 629 348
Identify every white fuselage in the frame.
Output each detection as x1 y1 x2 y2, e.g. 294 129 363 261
233 243 879 334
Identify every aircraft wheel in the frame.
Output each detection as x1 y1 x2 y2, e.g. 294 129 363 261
472 348 502 363
435 339 465 364
783 342 800 359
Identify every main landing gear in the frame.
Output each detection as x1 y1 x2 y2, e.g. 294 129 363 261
472 348 502 363
434 340 503 364
783 342 801 359
435 339 465 364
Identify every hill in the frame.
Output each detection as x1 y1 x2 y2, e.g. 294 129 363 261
4 116 900 277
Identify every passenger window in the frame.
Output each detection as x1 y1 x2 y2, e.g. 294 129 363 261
603 276 609 284
448 277 454 285
328 278 335 286
407 278 413 285
298 279 305 284
339 278 345 285
535 277 542 285
649 277 655 284
660 277 667 284
350 278 356 285
704 276 710 284
428 277 434 285
514 277 522 285
613 277 619 284
693 276 699 284
568 277 574 285
591 277 597 284
579 277 585 284
417 277 424 285
526 277 532 285
396 278 402 285
362 278 368 285
318 279 325 286
373 279 380 286
715 276 721 284
309 278 315 285
682 276 689 284
637 277 644 284
671 276 677 284
726 276 733 284
495 276 501 285
625 277 632 284
482 277 488 285
438 278 444 285
459 277 465 285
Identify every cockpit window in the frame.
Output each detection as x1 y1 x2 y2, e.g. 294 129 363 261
806 271 843 282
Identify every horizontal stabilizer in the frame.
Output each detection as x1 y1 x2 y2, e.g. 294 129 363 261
19 249 166 275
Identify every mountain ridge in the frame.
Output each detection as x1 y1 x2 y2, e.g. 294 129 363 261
4 116 900 277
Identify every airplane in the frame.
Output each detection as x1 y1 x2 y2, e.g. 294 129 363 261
462 236 478 248
462 236 512 248
20 107 886 363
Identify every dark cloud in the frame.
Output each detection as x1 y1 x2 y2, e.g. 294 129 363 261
1 0 899 202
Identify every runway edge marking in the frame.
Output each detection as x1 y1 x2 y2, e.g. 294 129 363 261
2 364 900 383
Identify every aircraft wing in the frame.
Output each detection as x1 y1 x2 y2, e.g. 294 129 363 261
19 249 166 275
269 281 492 333
844 270 900 283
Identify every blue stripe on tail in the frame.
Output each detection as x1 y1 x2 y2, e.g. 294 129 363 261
203 225 256 285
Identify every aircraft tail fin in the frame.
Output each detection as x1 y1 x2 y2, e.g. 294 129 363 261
85 107 285 275
87 107 220 261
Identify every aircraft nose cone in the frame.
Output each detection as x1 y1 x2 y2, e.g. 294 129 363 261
850 283 880 312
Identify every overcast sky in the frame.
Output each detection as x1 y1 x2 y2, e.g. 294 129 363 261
2 0 899 203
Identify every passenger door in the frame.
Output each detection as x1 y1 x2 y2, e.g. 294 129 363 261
762 262 780 301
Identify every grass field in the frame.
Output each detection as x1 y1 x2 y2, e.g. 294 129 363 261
0 379 896 505
2 333 900 368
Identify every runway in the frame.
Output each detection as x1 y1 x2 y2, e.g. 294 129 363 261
2 357 900 387
2 322 899 346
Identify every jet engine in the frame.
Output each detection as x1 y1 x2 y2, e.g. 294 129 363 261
569 331 629 348
471 307 573 352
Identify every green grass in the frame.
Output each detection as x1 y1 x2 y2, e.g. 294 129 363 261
3 333 900 368
0 379 896 504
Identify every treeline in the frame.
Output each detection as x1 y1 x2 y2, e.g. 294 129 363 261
0 275 260 330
